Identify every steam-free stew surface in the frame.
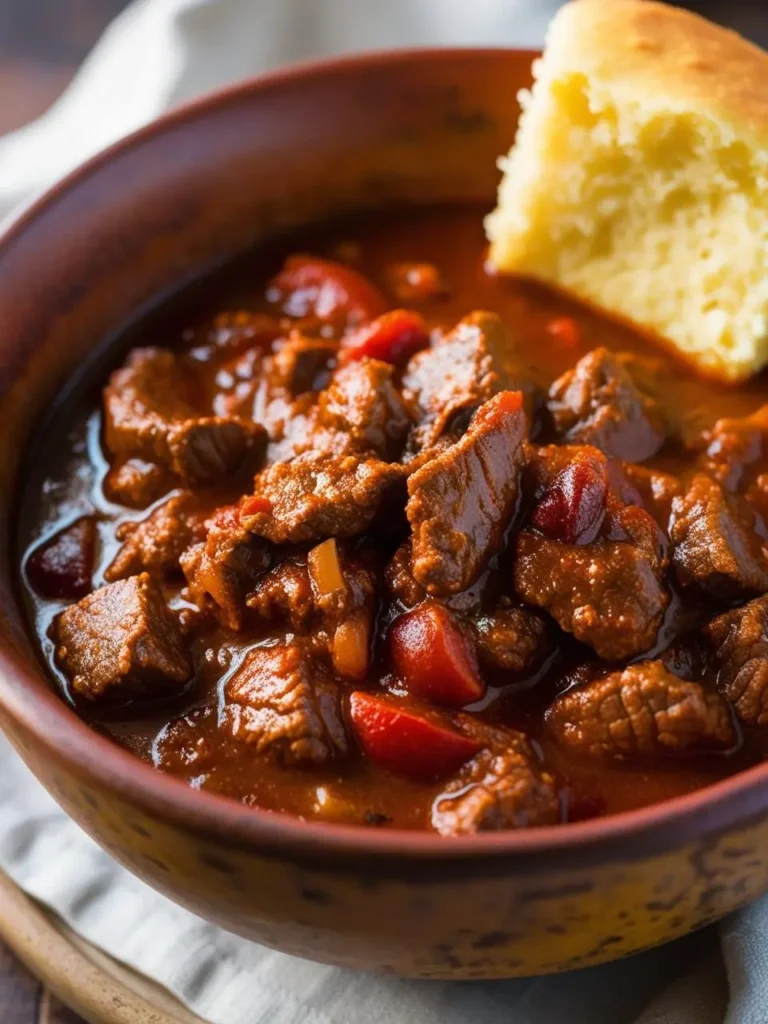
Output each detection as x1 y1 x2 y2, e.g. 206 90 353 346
19 204 768 833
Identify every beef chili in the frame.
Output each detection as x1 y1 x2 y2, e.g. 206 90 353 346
18 204 768 835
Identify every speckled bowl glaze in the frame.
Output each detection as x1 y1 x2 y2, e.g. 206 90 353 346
1 49 768 979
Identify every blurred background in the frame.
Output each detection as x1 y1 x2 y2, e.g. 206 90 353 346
0 0 765 136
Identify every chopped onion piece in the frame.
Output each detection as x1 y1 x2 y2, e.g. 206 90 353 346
333 611 371 680
308 538 345 596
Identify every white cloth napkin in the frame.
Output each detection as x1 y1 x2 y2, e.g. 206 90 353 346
0 2 762 1021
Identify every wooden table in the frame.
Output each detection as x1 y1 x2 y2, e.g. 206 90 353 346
0 0 765 1020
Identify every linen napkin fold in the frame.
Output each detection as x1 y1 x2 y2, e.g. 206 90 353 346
0 1 763 1020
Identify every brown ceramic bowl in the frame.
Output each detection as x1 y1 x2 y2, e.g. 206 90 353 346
1 48 768 980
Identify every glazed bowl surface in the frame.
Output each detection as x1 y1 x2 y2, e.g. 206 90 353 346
1 48 768 979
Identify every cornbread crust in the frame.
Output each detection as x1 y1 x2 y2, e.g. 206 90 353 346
487 0 768 381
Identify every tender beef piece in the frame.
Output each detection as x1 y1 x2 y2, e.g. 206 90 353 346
103 458 173 509
105 493 210 582
472 605 551 675
431 720 559 835
54 573 191 703
314 358 411 459
701 405 768 490
104 347 265 485
268 333 337 396
385 540 426 608
546 661 736 758
402 311 509 450
195 310 283 358
548 348 665 462
152 707 218 773
241 451 406 544
26 517 96 600
513 506 669 660
180 507 271 630
223 638 347 765
407 391 527 596
621 463 682 525
705 595 768 725
669 474 768 599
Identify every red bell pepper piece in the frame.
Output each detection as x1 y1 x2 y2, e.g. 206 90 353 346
348 692 480 781
390 601 485 707
531 450 608 545
340 309 430 365
269 255 388 325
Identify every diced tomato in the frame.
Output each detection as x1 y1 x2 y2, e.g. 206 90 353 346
472 389 524 428
348 692 481 781
547 316 580 348
339 309 429 365
25 517 96 600
531 450 608 545
390 601 484 707
268 255 388 325
239 495 272 521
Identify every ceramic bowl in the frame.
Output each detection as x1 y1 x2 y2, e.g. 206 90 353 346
0 49 767 979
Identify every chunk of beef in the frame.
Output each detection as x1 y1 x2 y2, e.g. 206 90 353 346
402 311 509 450
223 638 347 765
513 506 669 660
54 573 191 702
546 661 735 758
701 405 768 491
670 474 768 599
385 540 426 608
194 310 282 358
431 720 559 835
548 348 665 462
104 347 265 485
620 463 682 525
314 358 411 458
180 506 271 630
105 493 210 582
152 707 218 773
472 605 551 674
705 595 768 725
268 332 337 396
26 517 96 600
407 391 527 596
103 457 173 508
241 451 405 544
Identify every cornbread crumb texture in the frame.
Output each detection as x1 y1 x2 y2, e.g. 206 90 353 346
486 0 768 381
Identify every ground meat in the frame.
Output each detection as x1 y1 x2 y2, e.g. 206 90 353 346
241 450 406 544
407 391 527 596
180 507 271 630
705 595 768 725
103 457 173 508
105 493 211 582
314 358 411 458
669 474 768 599
431 720 559 835
700 405 768 490
223 639 347 765
546 661 736 758
54 573 191 703
26 517 96 600
548 348 665 462
402 311 509 450
472 605 552 674
513 507 669 660
104 347 265 485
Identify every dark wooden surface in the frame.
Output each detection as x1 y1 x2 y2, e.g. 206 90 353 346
0 0 765 1021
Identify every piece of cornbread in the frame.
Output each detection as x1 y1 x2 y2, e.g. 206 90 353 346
486 0 768 381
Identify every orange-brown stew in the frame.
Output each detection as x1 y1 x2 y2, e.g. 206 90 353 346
18 204 768 834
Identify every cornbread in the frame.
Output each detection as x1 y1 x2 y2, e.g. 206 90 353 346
486 0 768 381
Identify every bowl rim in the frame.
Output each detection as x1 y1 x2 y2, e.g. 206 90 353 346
3 43 768 868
